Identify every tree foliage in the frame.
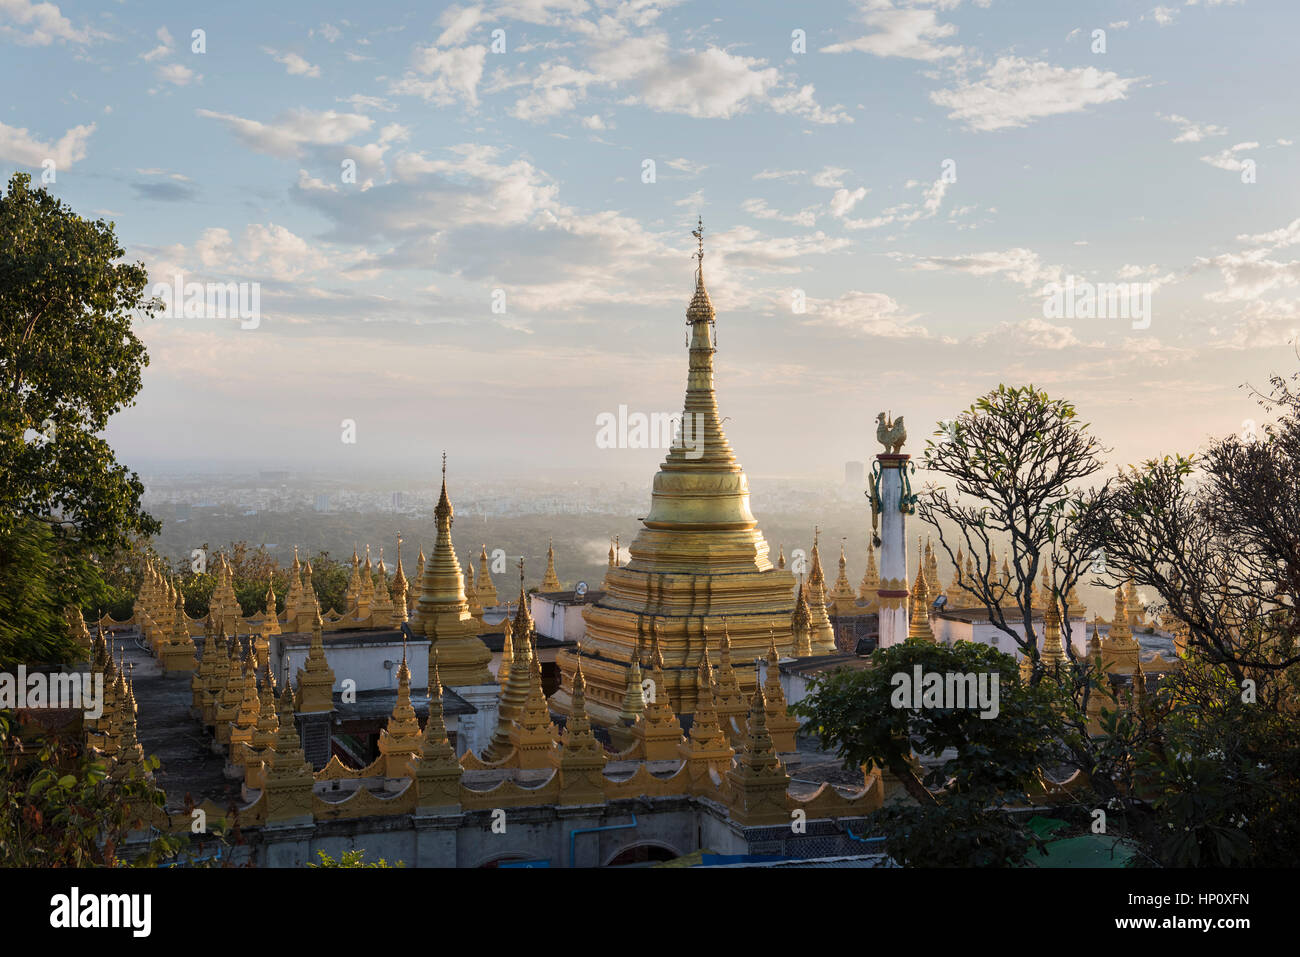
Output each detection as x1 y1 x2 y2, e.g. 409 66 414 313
920 384 1107 671
0 711 178 866
793 640 1064 866
0 172 159 664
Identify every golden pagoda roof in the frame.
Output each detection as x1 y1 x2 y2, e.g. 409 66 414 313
554 223 798 728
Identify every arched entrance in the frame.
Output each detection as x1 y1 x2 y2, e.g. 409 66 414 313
604 843 679 867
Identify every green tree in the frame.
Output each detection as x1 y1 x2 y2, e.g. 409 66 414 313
793 640 1064 866
920 384 1107 674
0 711 179 866
0 520 110 668
0 172 159 663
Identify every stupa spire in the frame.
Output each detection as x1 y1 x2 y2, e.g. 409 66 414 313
907 538 936 643
1041 576 1067 667
390 534 409 625
859 540 880 606
805 528 836 652
828 541 857 614
414 455 493 687
540 538 562 592
552 224 798 729
477 545 499 607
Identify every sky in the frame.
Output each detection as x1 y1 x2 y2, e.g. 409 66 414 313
3 0 1298 484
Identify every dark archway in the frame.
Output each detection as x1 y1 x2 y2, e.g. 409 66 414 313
604 843 679 867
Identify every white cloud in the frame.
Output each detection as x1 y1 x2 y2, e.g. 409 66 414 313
436 4 484 46
157 62 197 86
1159 113 1227 143
972 317 1090 350
339 93 396 112
141 25 173 62
1211 299 1300 349
930 57 1139 132
674 188 705 209
1198 249 1300 302
494 0 589 26
270 50 322 78
242 223 332 280
0 0 96 45
1237 219 1300 250
507 61 597 120
1200 141 1257 172
146 222 338 286
822 1 962 61
636 46 776 118
811 166 849 189
1148 6 1178 26
741 197 817 227
801 290 932 339
198 108 373 159
392 44 488 106
900 247 1062 288
754 168 806 181
829 186 868 218
840 175 949 230
0 119 94 167
665 157 706 175
582 34 850 123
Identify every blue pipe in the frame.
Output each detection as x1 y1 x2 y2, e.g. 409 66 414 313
841 822 886 847
569 814 638 867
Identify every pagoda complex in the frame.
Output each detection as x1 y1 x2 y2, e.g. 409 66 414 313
552 221 798 727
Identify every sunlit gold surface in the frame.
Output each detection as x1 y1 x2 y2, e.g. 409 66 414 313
553 251 796 727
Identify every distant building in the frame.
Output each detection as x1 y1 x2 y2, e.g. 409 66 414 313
844 461 864 486
314 494 330 512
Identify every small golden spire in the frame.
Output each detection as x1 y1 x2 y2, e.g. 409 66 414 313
791 582 813 657
541 537 562 592
908 538 935 643
1041 581 1067 667
498 601 513 688
477 544 498 606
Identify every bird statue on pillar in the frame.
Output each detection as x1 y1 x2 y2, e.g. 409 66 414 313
876 411 907 454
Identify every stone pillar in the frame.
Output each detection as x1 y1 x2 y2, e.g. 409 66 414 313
875 453 911 648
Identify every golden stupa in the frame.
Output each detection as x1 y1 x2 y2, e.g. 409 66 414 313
412 455 494 687
553 220 798 727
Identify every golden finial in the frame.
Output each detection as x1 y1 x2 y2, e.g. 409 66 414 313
686 217 715 323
